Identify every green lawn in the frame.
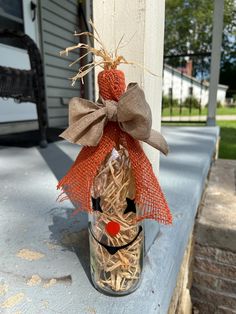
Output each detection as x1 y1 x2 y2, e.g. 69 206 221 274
217 121 236 159
162 106 236 117
162 120 236 160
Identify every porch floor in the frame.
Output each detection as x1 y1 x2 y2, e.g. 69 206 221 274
0 126 219 314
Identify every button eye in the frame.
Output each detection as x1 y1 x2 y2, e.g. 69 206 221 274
124 198 136 214
92 197 103 213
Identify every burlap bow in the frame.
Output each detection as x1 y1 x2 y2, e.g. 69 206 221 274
60 83 169 155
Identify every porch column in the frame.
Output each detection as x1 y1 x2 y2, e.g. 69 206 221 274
93 0 166 252
207 0 224 126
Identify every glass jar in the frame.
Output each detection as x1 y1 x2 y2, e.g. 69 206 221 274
89 144 144 295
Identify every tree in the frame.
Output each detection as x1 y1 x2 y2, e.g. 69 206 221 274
164 0 236 96
165 0 213 55
220 62 236 98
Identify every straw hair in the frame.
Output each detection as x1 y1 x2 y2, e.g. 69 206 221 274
60 19 158 86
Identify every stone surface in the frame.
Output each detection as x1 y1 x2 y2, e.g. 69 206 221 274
194 243 218 259
196 159 236 252
216 306 236 314
195 244 236 265
218 278 236 295
192 298 215 313
194 256 236 279
192 285 236 309
193 270 218 290
0 126 219 314
193 269 236 295
217 250 236 265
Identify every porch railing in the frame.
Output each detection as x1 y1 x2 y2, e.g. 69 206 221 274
162 52 211 123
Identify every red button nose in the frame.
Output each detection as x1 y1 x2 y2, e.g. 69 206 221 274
105 221 120 237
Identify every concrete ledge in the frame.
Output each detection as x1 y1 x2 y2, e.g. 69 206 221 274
195 159 236 252
0 126 219 314
157 126 219 313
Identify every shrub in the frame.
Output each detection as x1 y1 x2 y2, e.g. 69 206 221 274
183 96 200 109
162 95 170 108
162 95 179 109
217 101 223 108
172 98 179 107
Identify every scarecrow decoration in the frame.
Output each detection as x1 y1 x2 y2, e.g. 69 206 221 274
57 21 172 295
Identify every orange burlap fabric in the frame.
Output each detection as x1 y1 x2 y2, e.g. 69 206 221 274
57 69 172 224
98 69 126 102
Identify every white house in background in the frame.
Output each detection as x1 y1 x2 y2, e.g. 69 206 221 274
163 64 228 106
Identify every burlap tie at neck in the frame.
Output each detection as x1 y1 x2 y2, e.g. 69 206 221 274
103 100 117 121
60 83 169 155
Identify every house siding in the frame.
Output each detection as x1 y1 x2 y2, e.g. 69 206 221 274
163 65 228 107
39 0 80 127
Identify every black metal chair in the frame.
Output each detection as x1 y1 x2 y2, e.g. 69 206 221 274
0 29 48 147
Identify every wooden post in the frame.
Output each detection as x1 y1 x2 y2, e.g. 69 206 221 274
207 0 224 126
93 0 166 253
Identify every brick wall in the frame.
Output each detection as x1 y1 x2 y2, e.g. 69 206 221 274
191 244 236 314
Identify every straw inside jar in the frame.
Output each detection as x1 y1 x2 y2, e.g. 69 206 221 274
90 145 143 293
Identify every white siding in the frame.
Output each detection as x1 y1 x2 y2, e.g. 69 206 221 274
217 86 228 105
163 65 227 107
39 0 80 127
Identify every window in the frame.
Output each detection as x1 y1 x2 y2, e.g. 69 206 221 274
189 86 193 96
0 0 24 49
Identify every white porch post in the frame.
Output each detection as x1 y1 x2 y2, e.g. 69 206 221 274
93 0 166 253
207 0 224 126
